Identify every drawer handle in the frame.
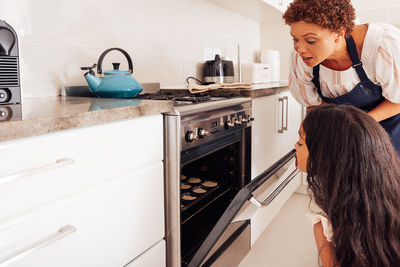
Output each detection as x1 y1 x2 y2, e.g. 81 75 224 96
0 158 74 185
250 168 299 207
0 225 76 266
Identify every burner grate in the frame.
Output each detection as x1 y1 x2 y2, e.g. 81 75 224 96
136 92 235 106
174 95 211 104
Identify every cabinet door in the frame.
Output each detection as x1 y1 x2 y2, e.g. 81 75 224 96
126 240 166 267
251 95 280 179
277 91 303 159
250 91 303 245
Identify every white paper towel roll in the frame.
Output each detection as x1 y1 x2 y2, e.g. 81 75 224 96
260 49 280 82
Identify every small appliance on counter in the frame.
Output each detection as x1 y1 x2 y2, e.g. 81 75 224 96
0 20 21 105
0 104 21 121
203 54 234 84
241 63 271 84
80 47 142 98
260 49 280 82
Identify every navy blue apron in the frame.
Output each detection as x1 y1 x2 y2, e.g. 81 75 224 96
311 36 400 155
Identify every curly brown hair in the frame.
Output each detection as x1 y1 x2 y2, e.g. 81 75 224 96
282 0 356 36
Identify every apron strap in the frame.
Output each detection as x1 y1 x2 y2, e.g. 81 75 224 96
312 64 333 103
345 36 369 81
312 65 322 93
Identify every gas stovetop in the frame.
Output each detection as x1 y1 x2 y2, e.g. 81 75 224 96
136 92 236 107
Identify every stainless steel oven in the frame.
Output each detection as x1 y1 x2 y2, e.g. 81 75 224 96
164 98 253 267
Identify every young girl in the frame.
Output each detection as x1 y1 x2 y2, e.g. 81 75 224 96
294 104 400 267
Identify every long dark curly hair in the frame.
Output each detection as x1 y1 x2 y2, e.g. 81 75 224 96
282 0 356 36
302 104 400 267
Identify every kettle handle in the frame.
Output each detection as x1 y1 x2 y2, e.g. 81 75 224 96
96 48 133 75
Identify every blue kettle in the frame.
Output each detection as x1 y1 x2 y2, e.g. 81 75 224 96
81 48 143 98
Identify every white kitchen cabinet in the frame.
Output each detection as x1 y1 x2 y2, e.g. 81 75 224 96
251 90 302 179
0 162 164 267
0 114 163 222
251 94 280 179
126 240 166 267
0 114 165 267
250 90 303 244
277 90 303 158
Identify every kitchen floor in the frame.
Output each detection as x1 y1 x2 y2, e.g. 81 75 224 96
239 193 319 267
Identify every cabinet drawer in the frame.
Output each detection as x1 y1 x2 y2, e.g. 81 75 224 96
0 114 163 222
125 240 166 267
0 161 164 267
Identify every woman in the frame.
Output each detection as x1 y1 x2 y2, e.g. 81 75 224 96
295 104 400 267
283 0 400 155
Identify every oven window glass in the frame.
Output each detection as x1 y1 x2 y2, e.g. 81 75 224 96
180 142 242 265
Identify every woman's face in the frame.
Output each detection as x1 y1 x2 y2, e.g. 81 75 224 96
294 125 309 172
290 21 342 67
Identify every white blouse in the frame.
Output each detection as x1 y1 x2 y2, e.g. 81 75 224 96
307 212 333 242
289 23 400 107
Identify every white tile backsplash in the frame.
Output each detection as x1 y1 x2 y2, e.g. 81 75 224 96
0 0 260 98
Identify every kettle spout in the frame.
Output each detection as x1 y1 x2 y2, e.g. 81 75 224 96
84 73 101 92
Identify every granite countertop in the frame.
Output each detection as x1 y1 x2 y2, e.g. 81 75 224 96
161 81 289 97
0 96 173 142
0 81 288 142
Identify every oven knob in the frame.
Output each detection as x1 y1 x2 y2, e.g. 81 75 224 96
225 120 235 129
198 128 210 138
234 118 242 126
247 116 255 123
185 130 198 142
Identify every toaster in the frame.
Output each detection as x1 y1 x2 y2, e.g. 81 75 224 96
0 20 21 104
203 54 234 84
241 63 271 84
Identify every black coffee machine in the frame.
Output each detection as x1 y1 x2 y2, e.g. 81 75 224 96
203 54 234 85
0 20 21 104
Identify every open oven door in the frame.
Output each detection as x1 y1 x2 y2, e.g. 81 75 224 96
187 149 300 267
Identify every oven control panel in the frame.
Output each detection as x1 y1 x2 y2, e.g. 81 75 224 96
224 114 254 129
181 108 254 150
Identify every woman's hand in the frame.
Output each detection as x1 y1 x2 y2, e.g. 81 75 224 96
368 99 400 122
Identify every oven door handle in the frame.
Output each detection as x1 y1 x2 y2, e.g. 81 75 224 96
249 168 299 207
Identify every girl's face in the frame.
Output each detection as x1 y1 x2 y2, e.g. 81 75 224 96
290 21 342 67
294 125 309 172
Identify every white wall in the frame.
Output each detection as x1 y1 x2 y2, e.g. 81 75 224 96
352 0 400 28
0 0 260 98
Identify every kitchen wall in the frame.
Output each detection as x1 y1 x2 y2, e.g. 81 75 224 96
353 0 400 27
206 0 292 81
259 4 291 81
0 0 260 98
